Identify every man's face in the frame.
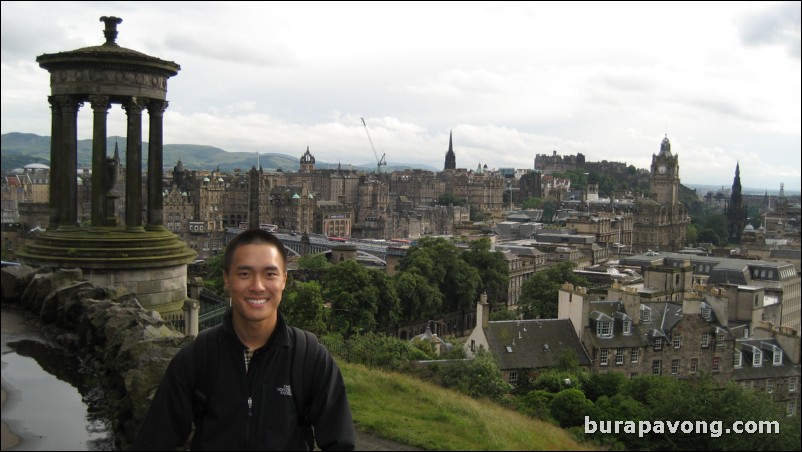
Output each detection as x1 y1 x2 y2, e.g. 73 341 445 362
224 243 287 327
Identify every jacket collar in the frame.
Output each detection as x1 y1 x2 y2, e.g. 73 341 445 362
220 307 291 351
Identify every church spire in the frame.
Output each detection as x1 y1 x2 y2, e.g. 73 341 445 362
727 162 747 244
444 130 456 170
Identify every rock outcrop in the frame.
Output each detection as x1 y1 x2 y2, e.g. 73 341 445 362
1 265 191 450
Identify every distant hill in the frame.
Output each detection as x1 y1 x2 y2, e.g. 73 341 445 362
1 132 433 174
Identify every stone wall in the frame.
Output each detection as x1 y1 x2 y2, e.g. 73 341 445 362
0 264 190 450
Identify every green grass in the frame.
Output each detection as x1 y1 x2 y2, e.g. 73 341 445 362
340 361 594 451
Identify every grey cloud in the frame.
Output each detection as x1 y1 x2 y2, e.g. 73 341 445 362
736 2 801 59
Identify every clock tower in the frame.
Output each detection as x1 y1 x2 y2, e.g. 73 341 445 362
632 134 688 253
650 134 679 205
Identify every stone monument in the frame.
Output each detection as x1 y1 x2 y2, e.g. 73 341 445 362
17 16 196 316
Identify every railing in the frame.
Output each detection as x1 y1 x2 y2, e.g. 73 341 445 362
166 288 228 333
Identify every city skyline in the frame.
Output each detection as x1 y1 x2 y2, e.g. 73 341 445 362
1 1 800 191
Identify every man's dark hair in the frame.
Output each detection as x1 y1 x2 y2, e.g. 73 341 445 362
223 229 288 275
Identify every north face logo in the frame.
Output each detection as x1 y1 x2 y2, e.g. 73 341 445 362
277 385 292 396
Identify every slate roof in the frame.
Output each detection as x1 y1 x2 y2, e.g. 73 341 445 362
483 318 591 370
585 301 649 349
733 338 801 380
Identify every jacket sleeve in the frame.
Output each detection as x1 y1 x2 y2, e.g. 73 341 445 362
309 345 356 451
132 344 196 450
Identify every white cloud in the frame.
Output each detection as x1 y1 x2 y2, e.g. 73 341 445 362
2 1 799 191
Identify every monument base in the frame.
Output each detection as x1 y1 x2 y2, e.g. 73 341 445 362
16 226 196 316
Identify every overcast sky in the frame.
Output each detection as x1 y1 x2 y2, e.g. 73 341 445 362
2 1 800 192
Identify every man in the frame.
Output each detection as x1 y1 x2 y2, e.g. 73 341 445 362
134 229 355 450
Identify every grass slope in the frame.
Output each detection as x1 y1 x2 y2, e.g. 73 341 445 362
340 361 593 451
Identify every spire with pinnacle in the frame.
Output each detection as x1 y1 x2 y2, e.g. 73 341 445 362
727 162 747 243
444 130 456 170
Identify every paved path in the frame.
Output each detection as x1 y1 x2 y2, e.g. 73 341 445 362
354 430 422 451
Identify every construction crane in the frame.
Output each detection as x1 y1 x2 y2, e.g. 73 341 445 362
361 117 386 173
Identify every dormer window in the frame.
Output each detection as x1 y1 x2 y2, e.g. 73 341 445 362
753 350 762 367
734 352 742 368
773 349 782 366
641 306 652 323
623 320 632 335
597 321 612 337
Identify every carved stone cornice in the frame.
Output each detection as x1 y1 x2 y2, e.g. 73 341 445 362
122 97 146 115
146 99 168 116
88 94 111 112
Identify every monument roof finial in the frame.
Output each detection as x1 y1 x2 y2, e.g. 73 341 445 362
100 16 123 47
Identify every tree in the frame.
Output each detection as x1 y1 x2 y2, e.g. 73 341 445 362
437 192 466 207
393 270 443 322
322 260 380 337
298 252 330 270
440 350 509 401
400 237 479 316
490 309 519 321
281 280 327 335
203 254 226 296
686 223 698 246
517 262 588 319
371 269 402 333
550 388 596 428
460 238 509 309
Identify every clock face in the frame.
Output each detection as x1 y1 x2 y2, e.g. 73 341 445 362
658 165 667 174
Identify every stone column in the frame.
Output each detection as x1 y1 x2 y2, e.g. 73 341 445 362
89 95 110 228
146 100 167 230
183 298 199 337
47 96 63 227
57 95 82 230
123 97 145 232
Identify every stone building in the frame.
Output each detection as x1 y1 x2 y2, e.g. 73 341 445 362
632 135 689 253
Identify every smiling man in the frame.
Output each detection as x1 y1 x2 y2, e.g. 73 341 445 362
135 229 355 451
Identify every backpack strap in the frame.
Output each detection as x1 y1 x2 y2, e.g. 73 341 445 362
290 326 318 451
192 325 221 425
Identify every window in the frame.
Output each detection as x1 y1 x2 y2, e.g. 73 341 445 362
766 379 773 394
597 320 612 337
671 359 680 375
789 377 797 393
788 400 798 417
701 306 712 320
652 360 662 375
716 332 725 347
623 320 632 335
600 348 609 366
753 350 763 367
654 337 663 351
712 357 720 372
509 371 518 386
616 349 624 365
631 348 639 364
733 352 742 368
773 349 782 366
690 358 699 373
641 307 651 322
471 340 475 352
673 334 682 349
701 333 710 348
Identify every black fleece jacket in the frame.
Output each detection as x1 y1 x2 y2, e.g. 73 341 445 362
133 310 355 450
